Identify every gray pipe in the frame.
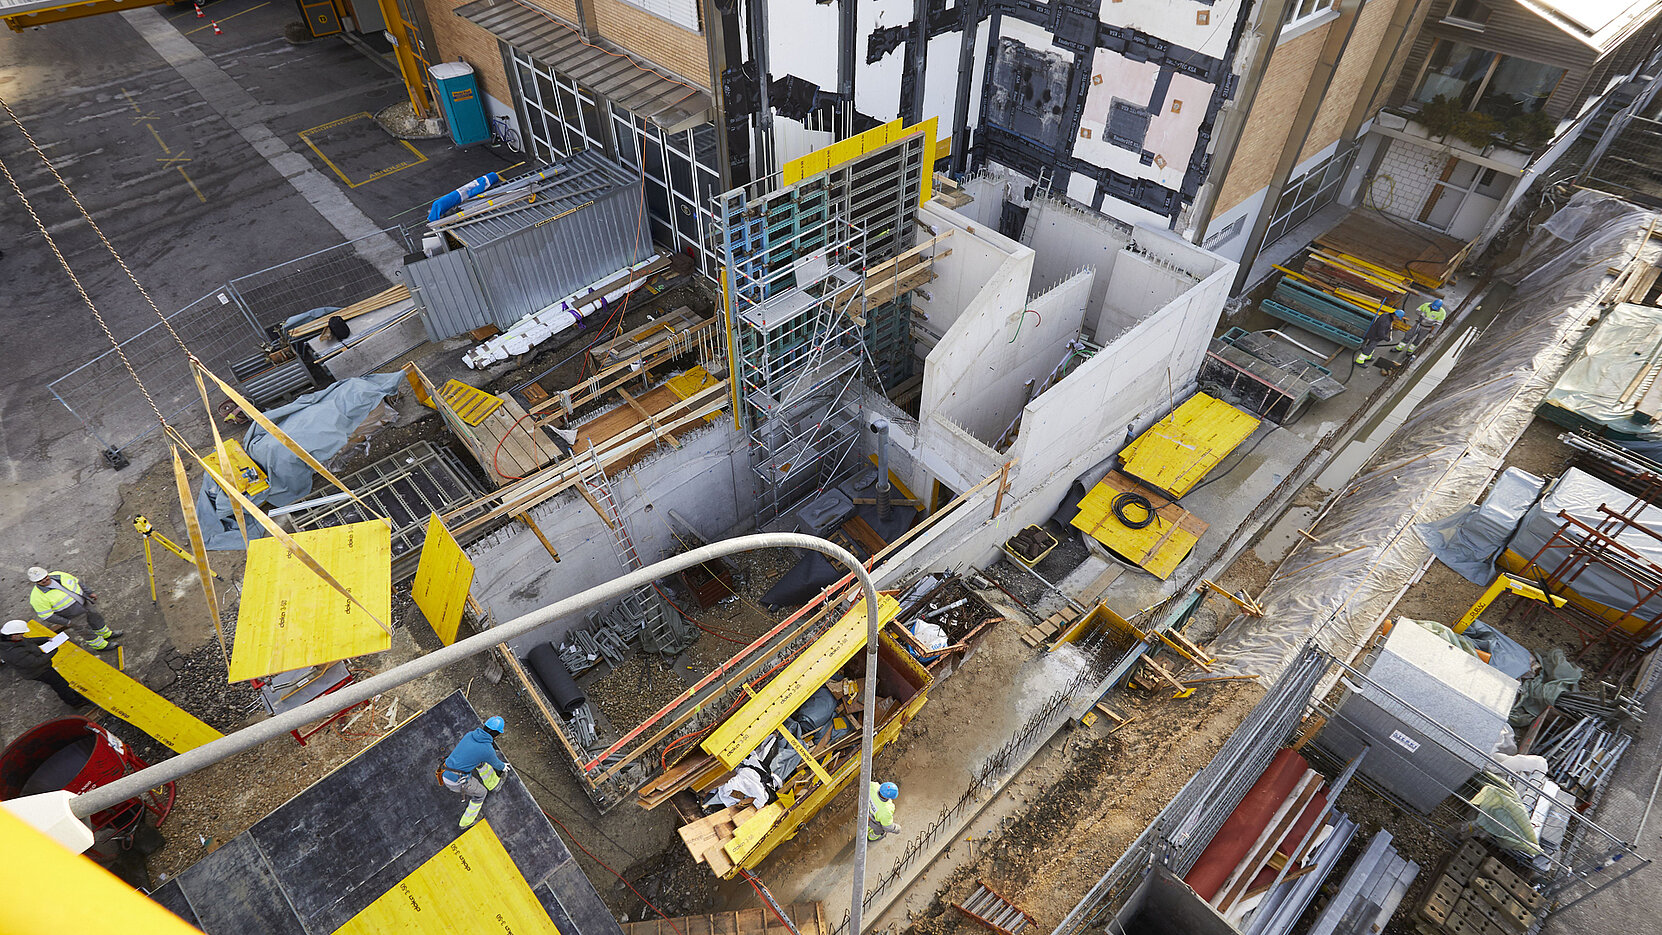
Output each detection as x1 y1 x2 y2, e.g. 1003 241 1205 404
870 418 892 521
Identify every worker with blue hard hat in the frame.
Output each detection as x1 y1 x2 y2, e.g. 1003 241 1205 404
867 781 901 841
1354 306 1405 366
440 715 509 828
1397 297 1447 356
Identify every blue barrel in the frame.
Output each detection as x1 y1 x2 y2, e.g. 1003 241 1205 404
430 61 489 147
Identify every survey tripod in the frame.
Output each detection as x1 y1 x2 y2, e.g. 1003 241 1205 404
132 514 218 603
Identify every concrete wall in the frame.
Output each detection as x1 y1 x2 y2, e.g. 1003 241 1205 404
1022 200 1130 326
918 229 1042 447
914 203 1026 342
1008 231 1231 495
1367 135 1445 220
466 419 747 653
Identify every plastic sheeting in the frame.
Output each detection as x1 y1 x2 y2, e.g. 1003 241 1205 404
1538 303 1662 452
1511 648 1581 726
1504 467 1662 635
196 372 405 549
1209 193 1657 679
1414 467 1545 583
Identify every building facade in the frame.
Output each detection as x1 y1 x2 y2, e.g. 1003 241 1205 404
404 0 1662 292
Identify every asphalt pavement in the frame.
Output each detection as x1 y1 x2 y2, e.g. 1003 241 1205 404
0 0 508 742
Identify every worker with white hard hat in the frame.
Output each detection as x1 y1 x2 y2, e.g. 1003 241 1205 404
1397 297 1447 356
440 715 510 828
867 781 901 841
27 565 121 651
0 619 89 708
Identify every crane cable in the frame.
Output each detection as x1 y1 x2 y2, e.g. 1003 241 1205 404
0 93 194 363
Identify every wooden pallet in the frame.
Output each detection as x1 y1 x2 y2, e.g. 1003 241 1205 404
1020 605 1079 648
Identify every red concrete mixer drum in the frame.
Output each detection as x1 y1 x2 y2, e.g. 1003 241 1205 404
1 717 175 863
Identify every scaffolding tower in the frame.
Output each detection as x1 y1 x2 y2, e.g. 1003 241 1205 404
717 129 930 526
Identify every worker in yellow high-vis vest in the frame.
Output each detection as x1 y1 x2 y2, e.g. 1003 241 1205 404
27 566 121 651
867 781 901 841
1397 298 1446 355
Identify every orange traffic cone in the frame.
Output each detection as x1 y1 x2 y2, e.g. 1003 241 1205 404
211 19 222 32
194 3 204 16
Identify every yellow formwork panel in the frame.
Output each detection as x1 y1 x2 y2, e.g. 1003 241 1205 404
703 594 901 769
331 819 558 935
230 521 393 682
916 117 937 204
23 621 223 753
1118 393 1260 498
665 365 721 423
412 514 474 646
1070 482 1200 581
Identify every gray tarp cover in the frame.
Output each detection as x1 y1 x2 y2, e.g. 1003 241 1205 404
1504 467 1662 643
1414 466 1545 583
1209 193 1657 679
196 372 404 549
1539 302 1662 454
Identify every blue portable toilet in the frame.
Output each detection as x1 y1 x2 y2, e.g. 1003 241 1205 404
430 61 489 147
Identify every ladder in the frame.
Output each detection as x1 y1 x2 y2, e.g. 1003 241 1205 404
953 880 1036 935
578 445 693 656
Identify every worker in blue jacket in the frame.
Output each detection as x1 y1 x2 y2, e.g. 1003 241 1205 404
441 716 509 828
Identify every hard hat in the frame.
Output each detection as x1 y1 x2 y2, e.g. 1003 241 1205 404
1430 299 1444 310
484 716 506 734
878 782 899 801
26 566 48 582
2 620 28 636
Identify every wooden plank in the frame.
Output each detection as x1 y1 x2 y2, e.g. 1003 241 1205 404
842 515 887 554
288 284 411 338
619 387 681 448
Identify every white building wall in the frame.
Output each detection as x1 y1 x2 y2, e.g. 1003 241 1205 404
1367 136 1445 220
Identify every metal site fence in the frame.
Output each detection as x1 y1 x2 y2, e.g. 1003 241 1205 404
47 228 411 461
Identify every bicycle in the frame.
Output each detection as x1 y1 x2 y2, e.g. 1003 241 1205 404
488 114 522 154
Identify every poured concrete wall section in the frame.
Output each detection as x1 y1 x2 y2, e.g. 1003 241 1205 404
1022 199 1133 331
918 238 1042 446
915 202 1027 342
466 420 746 654
1010 234 1232 493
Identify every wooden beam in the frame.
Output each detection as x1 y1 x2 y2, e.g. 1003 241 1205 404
516 512 561 562
619 387 681 448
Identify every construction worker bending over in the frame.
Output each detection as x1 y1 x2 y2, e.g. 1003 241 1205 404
867 781 901 842
1 620 89 708
28 566 121 651
441 716 509 828
1354 308 1403 366
1397 298 1446 355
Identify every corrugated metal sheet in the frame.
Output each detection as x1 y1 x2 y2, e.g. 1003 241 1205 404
407 249 494 341
456 0 711 133
445 151 641 248
409 152 652 339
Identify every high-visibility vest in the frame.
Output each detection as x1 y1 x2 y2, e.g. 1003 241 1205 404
868 782 896 829
1418 302 1447 323
29 571 83 616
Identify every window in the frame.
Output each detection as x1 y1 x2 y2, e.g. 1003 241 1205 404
511 49 609 164
612 107 723 278
1283 0 1336 27
1442 0 1490 28
614 0 699 31
1264 146 1356 247
1412 40 1564 116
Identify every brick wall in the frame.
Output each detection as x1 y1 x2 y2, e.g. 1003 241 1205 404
1299 0 1402 163
1214 25 1329 215
422 0 528 105
592 0 709 88
1369 136 1443 219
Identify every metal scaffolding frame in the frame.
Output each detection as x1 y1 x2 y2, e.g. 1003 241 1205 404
716 131 929 526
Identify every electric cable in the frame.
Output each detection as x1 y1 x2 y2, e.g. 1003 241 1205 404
1110 491 1155 529
1184 429 1273 498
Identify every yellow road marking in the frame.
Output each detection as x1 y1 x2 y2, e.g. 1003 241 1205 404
184 0 268 34
149 125 171 154
298 111 429 189
156 154 191 166
177 167 207 202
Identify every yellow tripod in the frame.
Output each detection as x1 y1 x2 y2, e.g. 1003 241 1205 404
133 515 219 603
